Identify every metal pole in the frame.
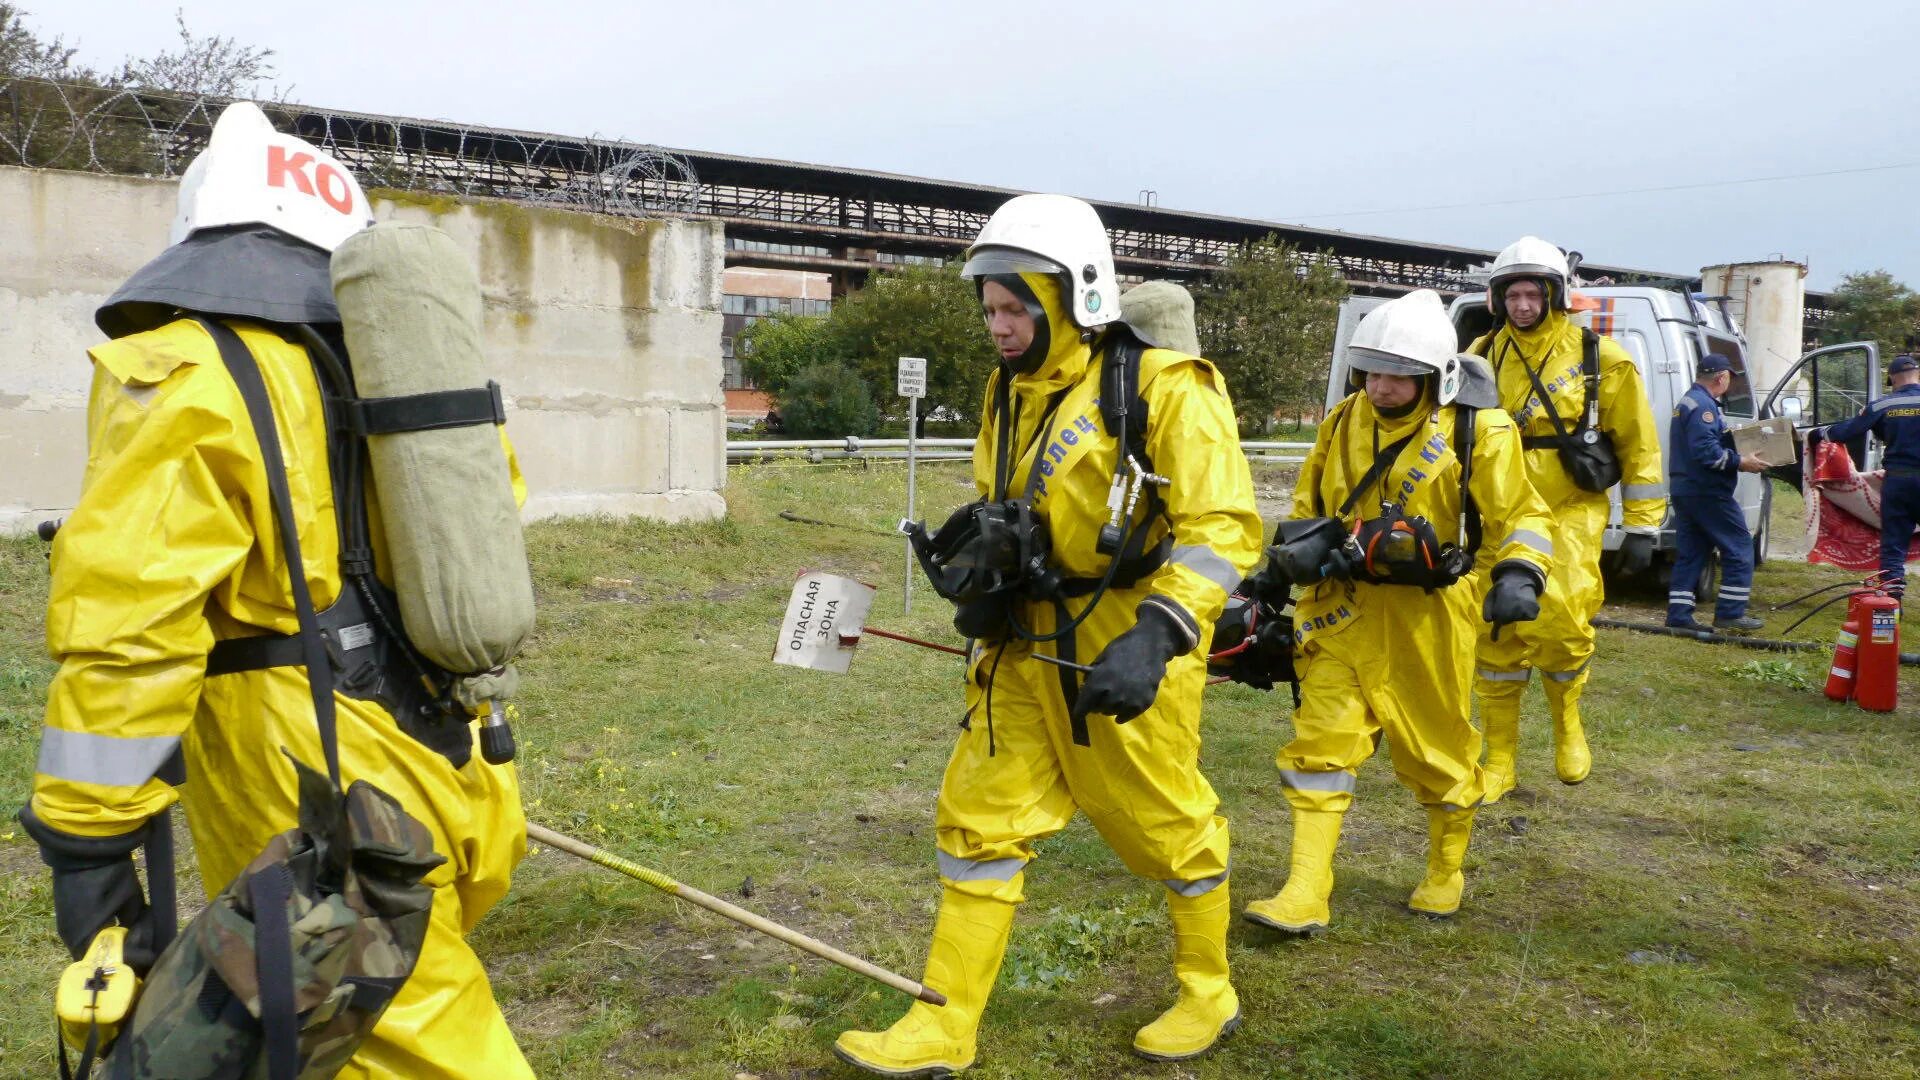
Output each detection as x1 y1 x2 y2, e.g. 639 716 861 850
525 822 945 1005
904 398 919 614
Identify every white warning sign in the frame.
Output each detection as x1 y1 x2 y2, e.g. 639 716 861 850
773 571 877 674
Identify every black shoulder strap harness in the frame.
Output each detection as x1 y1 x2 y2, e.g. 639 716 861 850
979 329 1175 747
1312 397 1482 556
1513 329 1602 452
200 319 506 769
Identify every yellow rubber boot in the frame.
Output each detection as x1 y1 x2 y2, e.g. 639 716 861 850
1134 885 1241 1062
1407 806 1475 918
1478 680 1524 804
1243 808 1342 936
1543 677 1591 784
834 888 1015 1078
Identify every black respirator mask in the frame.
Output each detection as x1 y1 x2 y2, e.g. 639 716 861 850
903 499 1058 607
1207 586 1297 696
1347 503 1471 589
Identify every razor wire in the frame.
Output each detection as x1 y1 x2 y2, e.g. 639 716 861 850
0 77 702 217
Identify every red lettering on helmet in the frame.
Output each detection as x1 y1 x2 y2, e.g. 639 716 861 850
266 146 315 195
314 163 354 214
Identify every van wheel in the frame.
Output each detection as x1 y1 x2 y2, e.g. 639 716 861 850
1753 484 1773 564
1697 552 1720 605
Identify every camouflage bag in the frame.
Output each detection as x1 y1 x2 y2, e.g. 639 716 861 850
103 755 443 1079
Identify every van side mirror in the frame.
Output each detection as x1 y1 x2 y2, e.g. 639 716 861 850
1778 396 1804 423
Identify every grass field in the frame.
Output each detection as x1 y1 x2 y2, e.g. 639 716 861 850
1 463 1916 1079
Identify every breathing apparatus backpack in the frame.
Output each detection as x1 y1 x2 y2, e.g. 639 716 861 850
203 222 536 769
81 224 532 1079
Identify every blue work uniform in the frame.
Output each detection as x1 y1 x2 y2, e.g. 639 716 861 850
1823 382 1920 595
1666 382 1754 621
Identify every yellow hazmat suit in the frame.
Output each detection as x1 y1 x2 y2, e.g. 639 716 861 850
1470 311 1665 790
31 318 533 1080
836 272 1262 1074
1245 386 1552 933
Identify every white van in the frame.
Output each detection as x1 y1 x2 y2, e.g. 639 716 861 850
1323 287 1879 565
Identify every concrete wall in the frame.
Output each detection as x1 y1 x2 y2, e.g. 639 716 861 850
0 165 726 533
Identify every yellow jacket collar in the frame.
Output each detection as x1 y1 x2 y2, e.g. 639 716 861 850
1500 308 1571 355
1008 271 1092 394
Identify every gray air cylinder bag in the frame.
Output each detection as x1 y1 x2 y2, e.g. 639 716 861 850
330 222 535 706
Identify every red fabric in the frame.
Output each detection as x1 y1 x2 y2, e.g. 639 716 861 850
1805 439 1920 571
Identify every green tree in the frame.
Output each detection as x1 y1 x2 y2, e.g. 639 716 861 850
739 265 998 428
1192 236 1348 431
778 363 880 437
819 265 997 426
738 309 835 397
1822 270 1920 357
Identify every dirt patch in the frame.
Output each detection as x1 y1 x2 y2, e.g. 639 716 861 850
1796 961 1920 1025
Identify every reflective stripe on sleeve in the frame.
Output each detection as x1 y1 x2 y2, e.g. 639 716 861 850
1278 768 1356 794
1621 482 1668 501
1503 529 1554 556
937 850 1027 883
1170 544 1245 594
36 728 180 789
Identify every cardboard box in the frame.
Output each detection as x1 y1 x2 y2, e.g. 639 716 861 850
1729 417 1798 466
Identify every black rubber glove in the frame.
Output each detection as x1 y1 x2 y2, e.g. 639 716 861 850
1483 564 1544 639
1616 531 1656 576
19 806 152 966
1071 602 1189 725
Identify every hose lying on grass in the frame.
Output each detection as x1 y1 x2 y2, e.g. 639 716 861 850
525 822 945 1006
1590 616 1920 666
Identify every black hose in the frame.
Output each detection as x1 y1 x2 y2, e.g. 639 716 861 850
1591 615 1920 666
1770 579 1863 611
1779 591 1859 638
777 510 901 539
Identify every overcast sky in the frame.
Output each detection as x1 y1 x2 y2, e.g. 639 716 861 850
38 0 1920 290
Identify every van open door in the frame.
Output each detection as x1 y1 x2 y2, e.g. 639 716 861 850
1759 341 1881 490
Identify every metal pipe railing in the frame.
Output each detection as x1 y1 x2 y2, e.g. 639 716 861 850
726 437 1310 464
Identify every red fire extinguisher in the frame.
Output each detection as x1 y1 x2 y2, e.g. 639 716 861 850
1854 593 1902 712
1825 600 1861 702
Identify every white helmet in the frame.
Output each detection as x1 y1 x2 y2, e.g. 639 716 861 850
171 102 373 252
961 194 1120 331
1485 235 1572 314
1347 289 1463 406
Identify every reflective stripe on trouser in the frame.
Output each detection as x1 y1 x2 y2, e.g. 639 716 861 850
185 667 533 1080
1668 495 1755 620
1478 491 1607 695
1879 475 1920 593
1475 673 1523 777
1278 583 1486 814
936 590 1231 906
